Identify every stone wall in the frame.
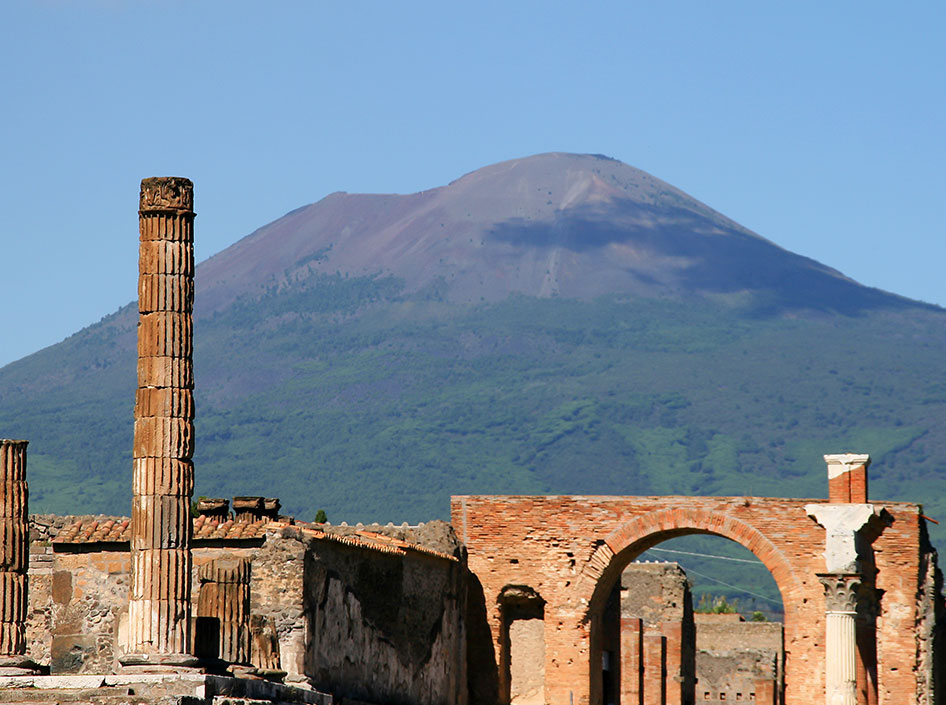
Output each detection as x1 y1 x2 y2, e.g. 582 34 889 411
618 562 696 705
23 516 467 705
694 614 782 705
300 526 466 705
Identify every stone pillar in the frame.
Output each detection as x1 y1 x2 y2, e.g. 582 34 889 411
825 454 870 504
620 617 644 705
123 177 197 668
819 574 860 705
660 620 684 705
808 453 885 705
232 496 264 523
195 558 251 665
196 498 230 524
642 633 666 705
0 440 36 674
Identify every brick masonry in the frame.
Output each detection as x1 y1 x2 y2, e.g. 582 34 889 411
452 494 934 705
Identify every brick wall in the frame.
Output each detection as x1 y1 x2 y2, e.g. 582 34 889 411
452 494 931 705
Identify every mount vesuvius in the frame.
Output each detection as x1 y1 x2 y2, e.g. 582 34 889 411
1 153 943 546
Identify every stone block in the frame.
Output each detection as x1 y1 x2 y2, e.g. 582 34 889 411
136 355 193 389
132 416 194 460
50 634 96 674
138 272 194 313
132 458 194 496
129 550 191 600
138 240 194 277
136 312 193 358
134 388 194 420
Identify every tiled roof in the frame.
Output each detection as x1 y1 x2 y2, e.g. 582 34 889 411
51 515 271 547
193 515 270 541
49 516 457 562
299 525 458 563
53 517 130 544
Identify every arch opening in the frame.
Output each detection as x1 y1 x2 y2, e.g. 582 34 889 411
499 585 546 705
586 515 797 705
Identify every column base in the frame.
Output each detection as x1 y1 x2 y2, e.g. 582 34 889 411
0 655 43 676
119 652 201 673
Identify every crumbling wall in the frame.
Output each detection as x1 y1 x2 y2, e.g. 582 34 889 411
300 527 466 705
621 562 696 705
696 649 776 705
694 614 782 705
47 550 129 673
916 519 945 705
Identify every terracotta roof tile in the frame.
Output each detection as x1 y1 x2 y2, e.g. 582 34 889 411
298 525 457 562
49 517 456 562
52 516 271 546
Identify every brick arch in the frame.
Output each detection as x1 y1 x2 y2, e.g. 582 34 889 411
580 507 801 618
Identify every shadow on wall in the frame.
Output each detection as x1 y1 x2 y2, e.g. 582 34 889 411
466 571 500 705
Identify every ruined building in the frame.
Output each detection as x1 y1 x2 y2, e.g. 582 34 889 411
0 177 943 704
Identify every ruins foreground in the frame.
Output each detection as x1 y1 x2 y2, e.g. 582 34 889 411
0 178 942 704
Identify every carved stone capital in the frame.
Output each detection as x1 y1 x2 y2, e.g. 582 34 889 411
818 573 861 613
140 177 194 214
806 503 879 572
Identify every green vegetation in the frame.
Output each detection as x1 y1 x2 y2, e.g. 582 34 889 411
1 272 945 607
696 594 739 614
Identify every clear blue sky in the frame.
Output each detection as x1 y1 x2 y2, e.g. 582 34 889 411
1 1 943 367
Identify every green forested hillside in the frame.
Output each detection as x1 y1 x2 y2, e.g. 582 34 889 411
2 272 944 617
3 273 944 528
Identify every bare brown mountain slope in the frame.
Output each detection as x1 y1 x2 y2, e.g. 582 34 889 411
195 152 910 315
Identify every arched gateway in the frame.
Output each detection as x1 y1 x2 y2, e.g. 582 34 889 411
452 458 942 705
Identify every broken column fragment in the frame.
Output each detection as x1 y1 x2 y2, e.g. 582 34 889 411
0 440 37 674
123 177 197 668
195 558 251 665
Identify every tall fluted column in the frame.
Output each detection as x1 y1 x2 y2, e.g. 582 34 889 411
819 574 860 705
0 440 36 674
122 177 197 667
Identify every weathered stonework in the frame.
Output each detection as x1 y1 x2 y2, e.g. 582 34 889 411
124 177 196 666
195 558 251 665
694 613 783 705
0 440 32 675
30 513 467 704
453 493 933 705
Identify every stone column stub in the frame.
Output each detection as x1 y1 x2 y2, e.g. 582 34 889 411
824 453 870 503
122 177 198 670
824 454 871 479
0 440 39 675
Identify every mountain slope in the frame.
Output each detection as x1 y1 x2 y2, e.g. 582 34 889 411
0 153 944 553
195 153 913 315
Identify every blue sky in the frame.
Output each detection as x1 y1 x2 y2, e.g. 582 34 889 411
1 1 943 367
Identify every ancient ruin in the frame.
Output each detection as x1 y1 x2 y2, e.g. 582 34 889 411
0 176 942 704
125 176 197 668
0 440 35 675
453 460 943 705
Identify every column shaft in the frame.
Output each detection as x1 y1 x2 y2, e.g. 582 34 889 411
819 574 860 705
0 440 29 659
124 177 196 664
826 612 857 705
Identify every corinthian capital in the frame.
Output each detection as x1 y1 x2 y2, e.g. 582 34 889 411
818 573 861 613
139 177 194 214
